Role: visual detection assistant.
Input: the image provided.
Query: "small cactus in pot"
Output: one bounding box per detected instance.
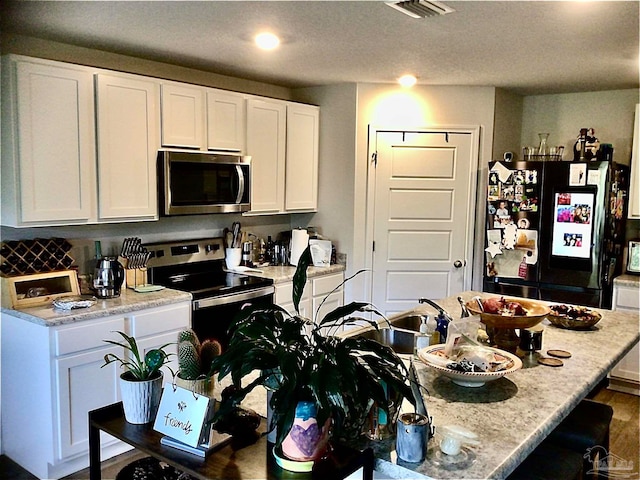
[176,328,221,397]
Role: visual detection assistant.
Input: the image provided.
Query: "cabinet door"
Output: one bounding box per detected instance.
[313,290,344,336]
[161,83,205,148]
[14,60,96,224]
[207,89,245,151]
[611,342,640,383]
[96,74,160,221]
[55,345,122,460]
[246,98,286,214]
[275,281,311,318]
[285,103,319,212]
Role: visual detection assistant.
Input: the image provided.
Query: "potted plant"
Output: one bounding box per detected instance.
[175,328,222,397]
[102,331,174,424]
[210,248,416,464]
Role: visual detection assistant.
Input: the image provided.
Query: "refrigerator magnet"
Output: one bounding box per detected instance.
[627,240,640,274]
[569,164,587,186]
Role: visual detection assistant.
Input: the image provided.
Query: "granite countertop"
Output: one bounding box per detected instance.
[225,263,345,283]
[613,273,640,288]
[361,292,640,480]
[0,288,192,327]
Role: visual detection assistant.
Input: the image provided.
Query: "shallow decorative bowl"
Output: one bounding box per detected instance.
[547,304,602,330]
[418,344,522,388]
[465,296,550,329]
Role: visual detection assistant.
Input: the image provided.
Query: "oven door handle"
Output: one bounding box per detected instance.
[192,286,275,310]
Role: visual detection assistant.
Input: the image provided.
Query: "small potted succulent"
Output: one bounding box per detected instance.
[102,331,174,424]
[175,328,222,397]
[210,247,416,465]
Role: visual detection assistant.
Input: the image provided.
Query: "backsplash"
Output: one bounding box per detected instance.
[0,213,315,275]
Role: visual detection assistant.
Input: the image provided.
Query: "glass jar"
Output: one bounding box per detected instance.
[537,133,549,156]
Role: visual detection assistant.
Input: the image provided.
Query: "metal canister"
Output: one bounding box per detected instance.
[396,413,430,463]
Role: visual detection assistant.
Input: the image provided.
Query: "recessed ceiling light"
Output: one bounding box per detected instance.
[255,32,280,50]
[398,74,417,87]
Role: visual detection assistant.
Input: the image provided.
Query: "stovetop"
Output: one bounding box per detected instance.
[145,238,273,300]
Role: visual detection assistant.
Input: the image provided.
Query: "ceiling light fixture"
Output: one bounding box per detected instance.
[386,0,455,19]
[398,74,417,88]
[255,32,280,50]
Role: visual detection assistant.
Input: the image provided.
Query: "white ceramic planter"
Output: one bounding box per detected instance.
[120,371,163,424]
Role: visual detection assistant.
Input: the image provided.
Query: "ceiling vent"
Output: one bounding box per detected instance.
[386,0,455,18]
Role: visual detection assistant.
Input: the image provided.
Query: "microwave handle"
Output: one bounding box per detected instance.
[235,165,245,204]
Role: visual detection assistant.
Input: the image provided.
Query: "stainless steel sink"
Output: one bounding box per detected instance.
[389,314,426,332]
[355,327,416,354]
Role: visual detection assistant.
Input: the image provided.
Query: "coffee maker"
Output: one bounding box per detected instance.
[93,257,125,298]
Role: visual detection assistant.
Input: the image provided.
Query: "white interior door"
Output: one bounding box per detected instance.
[371,130,478,316]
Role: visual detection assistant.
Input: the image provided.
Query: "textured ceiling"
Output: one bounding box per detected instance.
[2,1,639,95]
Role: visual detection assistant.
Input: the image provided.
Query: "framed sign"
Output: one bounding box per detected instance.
[153,383,215,447]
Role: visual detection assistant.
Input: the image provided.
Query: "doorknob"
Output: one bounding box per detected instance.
[453,260,465,268]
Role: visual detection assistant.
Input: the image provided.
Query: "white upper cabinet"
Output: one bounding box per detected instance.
[285,103,319,212]
[95,73,160,221]
[246,97,287,214]
[160,82,205,149]
[245,99,319,215]
[207,89,246,151]
[160,83,246,152]
[1,57,97,226]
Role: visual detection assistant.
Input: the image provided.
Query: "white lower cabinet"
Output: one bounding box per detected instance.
[0,301,190,479]
[312,273,345,336]
[274,271,344,335]
[610,279,640,395]
[275,280,311,319]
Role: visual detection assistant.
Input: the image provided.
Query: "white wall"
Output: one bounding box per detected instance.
[298,84,498,302]
[493,89,524,160]
[521,89,639,164]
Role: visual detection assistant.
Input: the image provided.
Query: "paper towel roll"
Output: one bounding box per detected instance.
[289,229,309,266]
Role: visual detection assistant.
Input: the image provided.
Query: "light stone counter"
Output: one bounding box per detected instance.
[225,263,345,283]
[0,288,192,327]
[613,273,640,289]
[355,292,640,480]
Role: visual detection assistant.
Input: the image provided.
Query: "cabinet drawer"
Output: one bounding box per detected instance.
[55,317,125,356]
[275,282,310,305]
[615,287,640,310]
[130,302,190,338]
[312,273,344,296]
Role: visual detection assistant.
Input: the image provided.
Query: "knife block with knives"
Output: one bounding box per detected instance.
[118,237,151,289]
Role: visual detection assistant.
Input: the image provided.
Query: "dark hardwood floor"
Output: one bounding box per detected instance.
[1,385,638,479]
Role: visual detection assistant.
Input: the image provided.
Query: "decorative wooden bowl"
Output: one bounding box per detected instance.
[465,296,550,329]
[547,304,602,330]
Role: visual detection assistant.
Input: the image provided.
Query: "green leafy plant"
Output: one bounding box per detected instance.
[102,331,174,381]
[210,247,416,447]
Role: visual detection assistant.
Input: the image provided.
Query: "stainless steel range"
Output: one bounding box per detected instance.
[145,237,274,347]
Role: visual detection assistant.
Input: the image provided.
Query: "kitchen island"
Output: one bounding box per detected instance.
[359,292,640,480]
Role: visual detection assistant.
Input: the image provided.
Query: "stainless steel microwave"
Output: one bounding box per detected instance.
[158,150,251,215]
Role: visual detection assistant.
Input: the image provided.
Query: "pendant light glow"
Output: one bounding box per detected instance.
[255,32,280,50]
[398,74,417,88]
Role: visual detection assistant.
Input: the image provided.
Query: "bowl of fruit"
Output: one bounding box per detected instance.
[547,304,602,330]
[465,296,551,329]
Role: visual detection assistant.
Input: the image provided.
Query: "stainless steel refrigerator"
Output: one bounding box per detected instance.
[483,160,629,308]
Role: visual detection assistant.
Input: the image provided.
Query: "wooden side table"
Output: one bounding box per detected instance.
[89,402,373,480]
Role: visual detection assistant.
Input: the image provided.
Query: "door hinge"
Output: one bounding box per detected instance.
[372,241,375,252]
[371,152,378,166]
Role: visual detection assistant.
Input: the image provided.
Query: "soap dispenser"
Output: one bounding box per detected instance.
[415,315,431,353]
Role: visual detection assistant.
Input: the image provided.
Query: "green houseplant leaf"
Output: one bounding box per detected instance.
[210,247,417,452]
